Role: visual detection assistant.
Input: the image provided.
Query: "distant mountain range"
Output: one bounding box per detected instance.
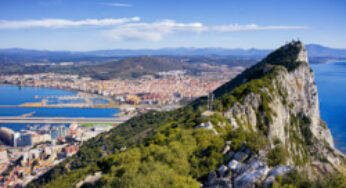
[0,55,258,79]
[87,44,346,58]
[79,56,188,80]
[1,44,346,64]
[86,47,271,57]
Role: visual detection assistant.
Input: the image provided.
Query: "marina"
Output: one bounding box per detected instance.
[0,86,123,131]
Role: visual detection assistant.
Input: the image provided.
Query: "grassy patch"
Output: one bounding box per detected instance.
[80,123,114,127]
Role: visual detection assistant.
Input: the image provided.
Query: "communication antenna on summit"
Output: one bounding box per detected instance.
[211,93,214,111]
[207,92,214,111]
[81,132,84,145]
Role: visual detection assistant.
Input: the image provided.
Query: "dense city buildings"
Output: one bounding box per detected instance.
[0,68,243,106]
[0,123,115,187]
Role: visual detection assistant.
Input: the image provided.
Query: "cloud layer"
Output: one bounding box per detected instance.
[0,17,140,29]
[0,17,307,41]
[105,20,204,41]
[105,20,308,41]
[208,24,308,32]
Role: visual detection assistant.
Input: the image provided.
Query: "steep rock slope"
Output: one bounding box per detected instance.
[215,41,342,168]
[204,41,345,187]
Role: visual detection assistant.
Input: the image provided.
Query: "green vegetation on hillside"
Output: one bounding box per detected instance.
[267,145,289,167]
[214,65,282,135]
[213,41,304,98]
[263,41,306,72]
[27,99,269,187]
[273,170,346,188]
[80,123,113,127]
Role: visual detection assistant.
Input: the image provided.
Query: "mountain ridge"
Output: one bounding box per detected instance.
[1,44,346,64]
[26,41,346,188]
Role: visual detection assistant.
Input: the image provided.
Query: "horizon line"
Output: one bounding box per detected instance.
[0,43,343,52]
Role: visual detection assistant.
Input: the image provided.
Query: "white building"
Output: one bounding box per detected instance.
[12,132,21,147]
[0,150,8,164]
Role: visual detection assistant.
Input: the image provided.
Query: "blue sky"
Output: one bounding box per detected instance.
[0,0,345,51]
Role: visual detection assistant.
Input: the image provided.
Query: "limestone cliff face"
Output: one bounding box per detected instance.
[218,41,343,167]
[205,41,345,188]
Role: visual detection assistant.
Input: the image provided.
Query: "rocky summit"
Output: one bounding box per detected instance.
[205,40,346,187]
[27,41,346,188]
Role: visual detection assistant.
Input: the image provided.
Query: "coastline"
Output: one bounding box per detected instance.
[0,84,183,111]
[0,84,121,109]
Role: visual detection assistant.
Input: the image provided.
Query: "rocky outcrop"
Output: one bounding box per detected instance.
[221,41,343,166]
[205,170,232,188]
[204,142,292,188]
[204,41,345,187]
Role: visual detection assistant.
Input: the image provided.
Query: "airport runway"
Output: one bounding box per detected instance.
[0,116,128,124]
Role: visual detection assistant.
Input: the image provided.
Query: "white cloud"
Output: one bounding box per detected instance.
[105,20,307,41]
[0,16,308,41]
[105,20,204,41]
[208,24,308,32]
[0,17,140,29]
[102,2,132,7]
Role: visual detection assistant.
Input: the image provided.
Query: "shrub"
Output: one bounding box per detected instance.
[246,132,268,154]
[267,145,289,167]
[274,170,346,188]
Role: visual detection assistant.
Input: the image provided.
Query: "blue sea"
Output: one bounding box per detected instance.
[0,85,76,105]
[311,62,346,153]
[0,85,120,131]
